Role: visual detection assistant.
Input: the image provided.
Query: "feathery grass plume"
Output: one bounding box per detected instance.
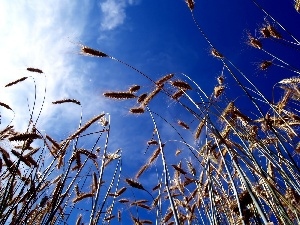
[5,77,28,87]
[27,67,43,73]
[185,0,195,10]
[137,93,147,103]
[211,49,224,58]
[171,80,192,90]
[52,99,81,105]
[155,73,174,86]
[177,120,190,129]
[194,118,205,140]
[172,90,184,100]
[259,60,272,70]
[8,133,42,141]
[141,85,163,106]
[267,25,282,39]
[73,193,94,203]
[128,85,141,93]
[249,36,262,49]
[103,91,136,99]
[129,107,145,114]
[214,85,225,98]
[125,178,145,190]
[68,113,105,140]
[81,45,108,57]
[278,77,300,85]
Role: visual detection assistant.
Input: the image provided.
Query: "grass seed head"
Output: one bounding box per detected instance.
[267,25,282,39]
[129,107,145,114]
[81,46,108,57]
[125,178,145,190]
[5,77,28,87]
[185,0,195,10]
[259,61,272,70]
[211,49,224,58]
[249,37,262,49]
[171,80,192,90]
[27,67,43,73]
[52,99,81,105]
[128,85,141,93]
[178,120,190,129]
[155,73,174,86]
[172,90,184,100]
[260,27,271,38]
[214,85,225,98]
[137,93,147,103]
[0,102,12,110]
[103,92,136,100]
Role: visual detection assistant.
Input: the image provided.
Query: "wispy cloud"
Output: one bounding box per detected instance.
[99,0,138,31]
[0,1,102,134]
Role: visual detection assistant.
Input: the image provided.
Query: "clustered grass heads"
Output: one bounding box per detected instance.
[78,1,300,224]
[0,68,127,225]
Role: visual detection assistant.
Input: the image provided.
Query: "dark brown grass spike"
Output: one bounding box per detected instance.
[27,68,43,73]
[5,77,28,87]
[52,99,81,105]
[0,102,12,110]
[125,178,145,190]
[103,92,136,100]
[81,46,108,57]
[155,73,174,86]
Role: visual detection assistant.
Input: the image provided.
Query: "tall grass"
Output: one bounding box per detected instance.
[1,1,300,225]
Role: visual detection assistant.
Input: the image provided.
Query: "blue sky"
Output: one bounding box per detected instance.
[0,0,300,224]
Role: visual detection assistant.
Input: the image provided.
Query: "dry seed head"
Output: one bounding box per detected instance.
[296,0,300,13]
[116,187,127,196]
[136,164,148,178]
[211,49,224,58]
[141,85,163,106]
[103,92,136,100]
[177,120,190,129]
[278,77,300,85]
[214,85,225,98]
[148,146,161,164]
[118,198,129,203]
[125,178,145,190]
[81,46,108,57]
[27,67,43,73]
[175,149,181,156]
[267,25,281,39]
[52,99,81,105]
[128,85,141,93]
[217,76,224,85]
[185,0,195,10]
[259,61,272,70]
[147,140,158,145]
[171,80,192,90]
[130,107,145,114]
[5,77,28,87]
[9,133,42,141]
[172,164,187,175]
[194,118,205,139]
[260,27,271,38]
[155,73,174,86]
[73,193,94,203]
[0,102,12,110]
[249,37,262,49]
[137,93,147,103]
[172,90,184,100]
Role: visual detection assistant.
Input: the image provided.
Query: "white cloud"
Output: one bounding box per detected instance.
[99,0,138,31]
[0,1,104,135]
